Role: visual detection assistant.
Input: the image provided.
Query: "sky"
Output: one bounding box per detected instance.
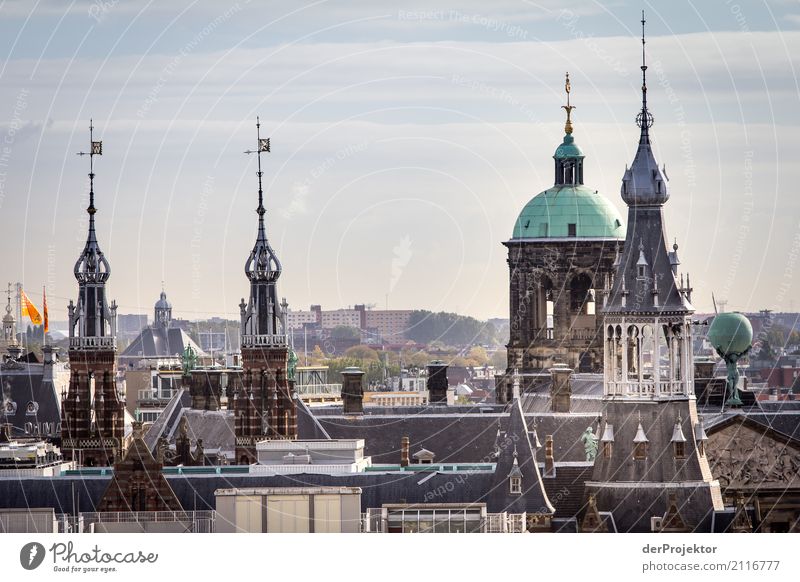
[1,0,799,323]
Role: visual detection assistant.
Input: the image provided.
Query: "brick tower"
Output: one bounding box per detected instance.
[234,118,296,464]
[60,121,125,467]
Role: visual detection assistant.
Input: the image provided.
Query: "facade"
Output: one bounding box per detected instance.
[234,121,297,464]
[60,124,126,467]
[215,487,363,533]
[583,23,723,532]
[500,75,625,401]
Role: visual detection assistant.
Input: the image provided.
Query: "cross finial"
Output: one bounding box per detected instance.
[562,72,575,135]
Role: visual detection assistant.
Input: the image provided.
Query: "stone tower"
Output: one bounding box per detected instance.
[234,119,296,464]
[499,74,625,401]
[2,283,17,351]
[154,288,172,328]
[583,15,722,532]
[60,121,125,467]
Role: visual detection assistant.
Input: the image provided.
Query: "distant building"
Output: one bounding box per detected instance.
[118,290,206,369]
[287,304,413,342]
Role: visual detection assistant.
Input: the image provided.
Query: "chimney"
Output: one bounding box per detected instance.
[427,360,449,404]
[549,364,573,412]
[400,436,410,467]
[341,366,365,414]
[41,345,59,384]
[544,435,555,477]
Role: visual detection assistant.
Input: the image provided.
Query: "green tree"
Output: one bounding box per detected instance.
[344,345,380,361]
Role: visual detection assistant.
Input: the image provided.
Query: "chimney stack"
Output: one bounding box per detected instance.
[427,360,449,404]
[341,366,365,414]
[549,364,573,413]
[400,436,410,467]
[544,435,555,477]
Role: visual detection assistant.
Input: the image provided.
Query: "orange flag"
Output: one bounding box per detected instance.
[43,287,49,333]
[20,289,42,325]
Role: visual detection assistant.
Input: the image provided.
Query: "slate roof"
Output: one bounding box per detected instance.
[313,406,509,465]
[120,327,205,362]
[485,399,553,514]
[0,365,60,437]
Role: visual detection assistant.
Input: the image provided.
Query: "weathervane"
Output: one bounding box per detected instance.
[244,117,271,216]
[562,72,575,135]
[76,119,103,216]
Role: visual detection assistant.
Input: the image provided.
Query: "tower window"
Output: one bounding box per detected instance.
[568,223,577,237]
[603,442,612,459]
[637,265,646,278]
[674,441,685,459]
[634,442,647,460]
[510,477,522,495]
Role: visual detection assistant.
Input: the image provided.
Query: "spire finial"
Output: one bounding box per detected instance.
[76,119,103,228]
[244,116,270,220]
[5,283,11,316]
[562,72,575,135]
[635,11,654,133]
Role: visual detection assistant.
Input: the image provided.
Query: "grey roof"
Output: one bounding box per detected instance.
[604,112,691,315]
[486,399,553,514]
[143,388,191,452]
[0,365,60,437]
[312,406,509,465]
[120,327,205,361]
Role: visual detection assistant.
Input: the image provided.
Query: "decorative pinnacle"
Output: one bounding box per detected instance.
[562,72,575,135]
[636,11,654,131]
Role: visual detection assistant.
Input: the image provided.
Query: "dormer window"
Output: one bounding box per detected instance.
[637,265,646,278]
[603,442,612,458]
[674,441,685,459]
[568,223,577,237]
[510,476,522,495]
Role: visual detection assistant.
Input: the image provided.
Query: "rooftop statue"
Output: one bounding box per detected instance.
[287,347,298,382]
[182,344,198,377]
[581,426,598,462]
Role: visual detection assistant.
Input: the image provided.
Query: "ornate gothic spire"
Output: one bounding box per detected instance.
[74,120,110,284]
[244,117,281,284]
[621,12,668,207]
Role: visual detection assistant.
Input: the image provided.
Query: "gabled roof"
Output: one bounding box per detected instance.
[120,326,205,361]
[486,400,554,515]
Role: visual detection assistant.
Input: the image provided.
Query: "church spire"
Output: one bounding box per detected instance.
[636,11,654,143]
[241,118,284,341]
[244,117,281,285]
[74,120,110,285]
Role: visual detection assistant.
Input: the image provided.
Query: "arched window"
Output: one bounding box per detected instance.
[627,325,640,380]
[569,274,593,313]
[641,326,654,380]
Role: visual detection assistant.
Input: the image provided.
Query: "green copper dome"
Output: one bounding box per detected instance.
[512,185,626,239]
[554,134,584,159]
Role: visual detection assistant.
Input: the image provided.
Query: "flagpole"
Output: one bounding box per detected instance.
[42,285,47,347]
